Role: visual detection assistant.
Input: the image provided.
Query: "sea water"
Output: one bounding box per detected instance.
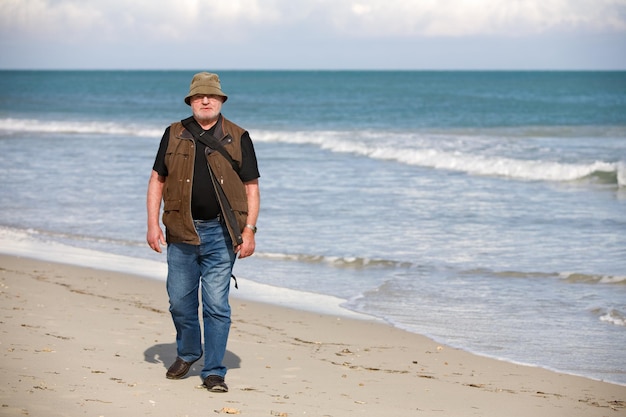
[0,70,625,385]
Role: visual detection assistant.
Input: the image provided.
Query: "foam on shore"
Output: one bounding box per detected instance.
[0,226,372,321]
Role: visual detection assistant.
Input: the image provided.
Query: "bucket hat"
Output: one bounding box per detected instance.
[184,72,228,105]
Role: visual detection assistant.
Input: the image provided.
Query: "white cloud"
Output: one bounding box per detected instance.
[0,0,624,69]
[329,0,626,37]
[1,0,624,43]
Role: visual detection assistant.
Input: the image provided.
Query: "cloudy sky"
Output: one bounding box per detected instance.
[1,0,625,70]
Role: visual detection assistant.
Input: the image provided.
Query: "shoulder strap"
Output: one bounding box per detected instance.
[180,117,240,174]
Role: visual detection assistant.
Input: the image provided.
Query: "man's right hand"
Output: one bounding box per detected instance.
[147,226,166,253]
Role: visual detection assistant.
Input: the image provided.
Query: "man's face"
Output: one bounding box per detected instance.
[190,94,224,126]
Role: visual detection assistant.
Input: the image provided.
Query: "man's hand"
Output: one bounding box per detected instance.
[146,170,166,253]
[147,225,166,253]
[235,228,256,259]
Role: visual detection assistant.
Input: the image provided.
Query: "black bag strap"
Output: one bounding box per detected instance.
[181,117,240,174]
[207,161,244,246]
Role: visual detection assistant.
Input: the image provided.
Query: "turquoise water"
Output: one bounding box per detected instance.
[1,70,625,384]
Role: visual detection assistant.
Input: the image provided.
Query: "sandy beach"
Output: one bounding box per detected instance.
[0,254,624,417]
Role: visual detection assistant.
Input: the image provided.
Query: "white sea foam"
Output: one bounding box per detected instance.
[2,117,622,186]
[0,117,162,138]
[0,226,372,321]
[0,226,167,279]
[559,271,626,285]
[599,310,626,327]
[253,129,623,185]
[618,161,626,187]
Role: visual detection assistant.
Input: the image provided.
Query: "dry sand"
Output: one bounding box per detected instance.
[0,254,624,417]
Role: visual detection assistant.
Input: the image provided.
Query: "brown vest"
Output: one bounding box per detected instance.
[162,116,248,246]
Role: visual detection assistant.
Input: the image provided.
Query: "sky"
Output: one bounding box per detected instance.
[0,0,625,70]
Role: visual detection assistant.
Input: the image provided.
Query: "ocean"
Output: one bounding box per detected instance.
[1,70,625,385]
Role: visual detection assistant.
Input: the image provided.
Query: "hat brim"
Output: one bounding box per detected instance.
[184,87,228,105]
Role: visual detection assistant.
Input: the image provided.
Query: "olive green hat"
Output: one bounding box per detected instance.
[184,72,228,105]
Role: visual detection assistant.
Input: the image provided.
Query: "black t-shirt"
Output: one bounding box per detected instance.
[152,121,260,220]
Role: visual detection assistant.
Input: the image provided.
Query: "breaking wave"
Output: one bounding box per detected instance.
[255,251,413,269]
[2,118,623,186]
[253,129,625,187]
[255,251,626,285]
[0,117,162,138]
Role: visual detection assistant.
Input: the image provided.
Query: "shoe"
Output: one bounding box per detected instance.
[203,375,228,393]
[166,357,197,379]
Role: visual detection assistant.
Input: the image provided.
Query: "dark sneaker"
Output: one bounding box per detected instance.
[166,357,197,379]
[204,375,228,393]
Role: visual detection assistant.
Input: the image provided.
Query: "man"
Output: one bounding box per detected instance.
[146,72,260,393]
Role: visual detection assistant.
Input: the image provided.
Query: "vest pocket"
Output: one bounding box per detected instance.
[162,199,182,230]
[229,197,248,232]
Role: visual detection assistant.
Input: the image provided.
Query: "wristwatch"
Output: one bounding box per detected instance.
[245,224,257,234]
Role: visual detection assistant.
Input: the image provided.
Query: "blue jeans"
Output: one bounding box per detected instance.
[166,219,236,379]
